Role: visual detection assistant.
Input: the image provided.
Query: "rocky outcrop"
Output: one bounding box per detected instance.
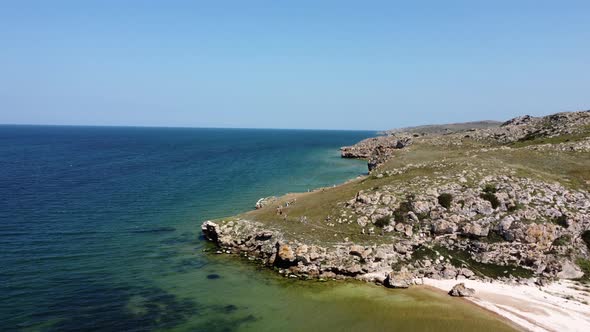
[556,260,584,279]
[469,110,590,143]
[201,110,590,291]
[449,283,475,297]
[202,172,590,288]
[201,218,411,282]
[384,268,413,288]
[203,167,590,285]
[255,196,278,209]
[341,135,412,171]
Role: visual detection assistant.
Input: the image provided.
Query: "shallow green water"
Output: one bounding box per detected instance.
[156,250,517,332]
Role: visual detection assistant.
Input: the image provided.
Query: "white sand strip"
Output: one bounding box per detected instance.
[418,278,590,332]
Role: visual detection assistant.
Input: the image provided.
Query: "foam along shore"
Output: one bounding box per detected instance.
[419,278,590,332]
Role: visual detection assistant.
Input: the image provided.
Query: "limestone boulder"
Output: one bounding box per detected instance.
[449,283,475,297]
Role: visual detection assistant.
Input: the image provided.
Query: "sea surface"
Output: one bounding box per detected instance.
[0,125,517,331]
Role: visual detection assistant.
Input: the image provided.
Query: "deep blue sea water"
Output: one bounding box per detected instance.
[0,126,517,332]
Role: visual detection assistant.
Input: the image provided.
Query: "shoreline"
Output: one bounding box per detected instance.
[419,284,528,332]
[203,112,590,332]
[418,278,590,332]
[203,155,590,332]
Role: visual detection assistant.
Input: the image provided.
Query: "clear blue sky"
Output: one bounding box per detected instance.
[1,0,589,130]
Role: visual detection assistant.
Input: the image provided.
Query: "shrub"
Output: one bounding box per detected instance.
[576,258,590,282]
[552,234,571,246]
[480,192,500,209]
[393,195,414,223]
[482,230,505,243]
[437,193,453,209]
[483,184,497,194]
[582,231,590,251]
[553,215,568,228]
[374,216,391,228]
[412,223,421,233]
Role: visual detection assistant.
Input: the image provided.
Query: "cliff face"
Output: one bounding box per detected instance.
[340,135,412,171]
[202,110,590,287]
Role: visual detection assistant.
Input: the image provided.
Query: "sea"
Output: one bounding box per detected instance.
[0,125,517,331]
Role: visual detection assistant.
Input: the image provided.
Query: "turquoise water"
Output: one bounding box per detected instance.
[0,126,516,331]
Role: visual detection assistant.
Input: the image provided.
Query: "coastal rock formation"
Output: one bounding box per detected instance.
[201,109,590,290]
[449,283,475,297]
[341,135,413,171]
[384,268,413,288]
[556,260,585,279]
[468,110,590,143]
[202,170,590,284]
[255,196,278,209]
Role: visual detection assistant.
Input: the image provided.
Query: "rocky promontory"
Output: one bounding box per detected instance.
[201,110,590,291]
[340,135,413,171]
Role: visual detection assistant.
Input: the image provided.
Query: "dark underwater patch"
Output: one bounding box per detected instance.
[207,273,221,279]
[42,280,199,332]
[222,304,238,313]
[160,231,197,245]
[129,226,176,234]
[189,313,258,332]
[173,258,209,273]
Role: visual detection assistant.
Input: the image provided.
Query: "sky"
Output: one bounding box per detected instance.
[0,1,589,130]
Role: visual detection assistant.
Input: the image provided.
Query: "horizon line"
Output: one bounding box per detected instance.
[0,122,380,132]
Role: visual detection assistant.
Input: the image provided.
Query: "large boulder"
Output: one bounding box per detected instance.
[201,221,219,242]
[441,264,458,279]
[357,216,370,227]
[449,283,475,297]
[275,243,296,267]
[384,268,413,288]
[349,245,372,260]
[461,220,490,237]
[556,260,584,279]
[432,219,458,235]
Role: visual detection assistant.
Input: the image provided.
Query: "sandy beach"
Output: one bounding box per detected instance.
[419,278,590,332]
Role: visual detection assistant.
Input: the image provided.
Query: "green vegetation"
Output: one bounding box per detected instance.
[411,245,533,278]
[483,184,497,194]
[553,215,568,228]
[393,195,415,223]
[374,216,391,228]
[437,193,453,209]
[479,184,500,209]
[552,234,572,246]
[576,258,590,282]
[480,192,500,209]
[480,230,505,243]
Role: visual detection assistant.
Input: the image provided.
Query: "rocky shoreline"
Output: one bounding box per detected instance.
[201,110,590,331]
